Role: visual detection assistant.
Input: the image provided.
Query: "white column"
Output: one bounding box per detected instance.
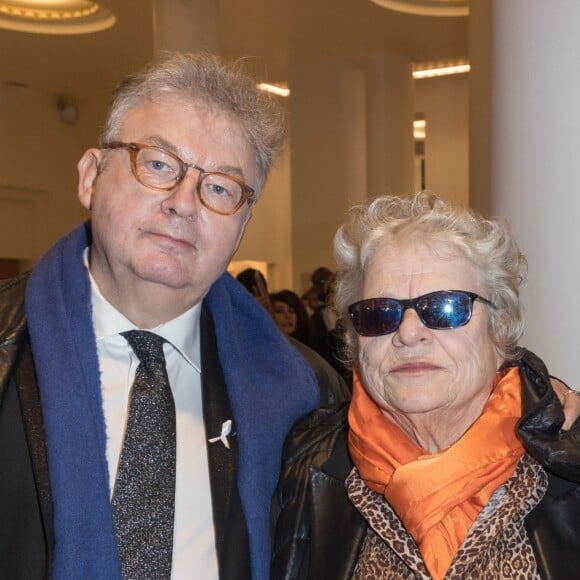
[487,1,580,383]
[152,0,218,53]
[468,0,492,215]
[366,53,414,197]
[289,59,367,290]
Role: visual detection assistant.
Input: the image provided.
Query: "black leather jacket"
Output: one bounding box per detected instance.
[271,350,580,579]
[0,273,350,579]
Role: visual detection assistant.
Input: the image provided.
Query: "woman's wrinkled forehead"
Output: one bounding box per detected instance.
[367,227,474,267]
[364,235,483,288]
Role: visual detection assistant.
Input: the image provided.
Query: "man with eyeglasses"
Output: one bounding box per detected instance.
[0,52,347,580]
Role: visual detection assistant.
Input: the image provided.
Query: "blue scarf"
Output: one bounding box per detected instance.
[24,222,319,579]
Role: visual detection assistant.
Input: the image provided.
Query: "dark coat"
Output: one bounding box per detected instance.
[0,273,349,579]
[271,350,580,579]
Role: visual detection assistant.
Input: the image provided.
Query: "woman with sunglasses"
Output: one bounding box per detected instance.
[271,191,580,579]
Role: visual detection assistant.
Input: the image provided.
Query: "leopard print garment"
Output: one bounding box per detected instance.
[346,454,548,579]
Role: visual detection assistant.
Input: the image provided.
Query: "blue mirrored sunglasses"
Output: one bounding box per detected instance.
[348,290,496,337]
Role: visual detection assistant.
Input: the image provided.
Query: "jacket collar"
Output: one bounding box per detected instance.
[517,348,580,482]
[0,274,28,401]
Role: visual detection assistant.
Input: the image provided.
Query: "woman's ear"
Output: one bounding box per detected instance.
[77,149,102,210]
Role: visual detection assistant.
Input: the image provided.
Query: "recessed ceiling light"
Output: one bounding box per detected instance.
[256,82,290,97]
[369,0,468,17]
[413,63,470,79]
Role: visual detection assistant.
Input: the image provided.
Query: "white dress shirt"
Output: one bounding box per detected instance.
[88,264,219,579]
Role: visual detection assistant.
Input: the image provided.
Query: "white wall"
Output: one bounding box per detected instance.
[489,0,580,385]
[0,83,107,264]
[233,143,293,291]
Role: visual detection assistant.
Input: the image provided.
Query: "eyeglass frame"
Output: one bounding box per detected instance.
[348,290,496,337]
[101,141,255,216]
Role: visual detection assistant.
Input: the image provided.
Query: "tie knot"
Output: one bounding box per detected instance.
[122,330,166,366]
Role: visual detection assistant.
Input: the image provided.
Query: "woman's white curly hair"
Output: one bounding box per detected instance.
[333,191,527,364]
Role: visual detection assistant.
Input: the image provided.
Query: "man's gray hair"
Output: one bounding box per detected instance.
[99,52,286,196]
[333,191,527,364]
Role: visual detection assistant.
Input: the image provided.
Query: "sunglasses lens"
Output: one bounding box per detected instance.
[349,291,479,336]
[350,298,401,336]
[418,291,472,329]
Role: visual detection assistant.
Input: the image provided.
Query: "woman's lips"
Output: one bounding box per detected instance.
[390,362,440,373]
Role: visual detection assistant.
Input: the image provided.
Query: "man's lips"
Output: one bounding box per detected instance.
[149,231,195,248]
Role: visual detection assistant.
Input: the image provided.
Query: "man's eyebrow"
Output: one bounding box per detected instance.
[216,165,245,179]
[136,135,247,180]
[142,135,176,152]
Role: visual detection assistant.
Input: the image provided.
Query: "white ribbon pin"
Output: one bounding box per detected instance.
[208,419,232,449]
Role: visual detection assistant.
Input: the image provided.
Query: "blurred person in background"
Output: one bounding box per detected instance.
[270,290,314,347]
[236,267,272,313]
[309,267,337,345]
[308,272,352,384]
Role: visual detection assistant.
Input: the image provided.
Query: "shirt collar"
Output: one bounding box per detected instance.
[86,249,202,372]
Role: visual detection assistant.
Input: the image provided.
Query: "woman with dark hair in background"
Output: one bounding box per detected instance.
[270,290,314,347]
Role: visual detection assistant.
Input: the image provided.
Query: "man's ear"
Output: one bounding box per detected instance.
[77,149,102,210]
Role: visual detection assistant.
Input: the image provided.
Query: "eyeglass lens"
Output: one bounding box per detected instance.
[134,147,244,214]
[349,290,478,337]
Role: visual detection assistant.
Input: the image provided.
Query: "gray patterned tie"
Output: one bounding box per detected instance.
[112,330,176,579]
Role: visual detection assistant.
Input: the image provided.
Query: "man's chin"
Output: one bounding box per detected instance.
[135,262,197,292]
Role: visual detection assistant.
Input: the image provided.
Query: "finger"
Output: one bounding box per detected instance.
[549,377,580,431]
[562,389,580,431]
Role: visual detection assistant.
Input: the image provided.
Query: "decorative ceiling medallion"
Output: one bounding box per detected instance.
[0,1,115,34]
[369,0,469,17]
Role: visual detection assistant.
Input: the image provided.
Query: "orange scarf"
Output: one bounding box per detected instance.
[348,366,524,580]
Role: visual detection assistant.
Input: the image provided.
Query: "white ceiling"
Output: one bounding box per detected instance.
[0,1,154,98]
[218,0,469,81]
[0,0,468,101]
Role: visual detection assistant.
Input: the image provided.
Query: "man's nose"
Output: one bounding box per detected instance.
[160,171,201,218]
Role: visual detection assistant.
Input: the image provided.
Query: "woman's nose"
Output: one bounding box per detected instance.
[393,308,430,345]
